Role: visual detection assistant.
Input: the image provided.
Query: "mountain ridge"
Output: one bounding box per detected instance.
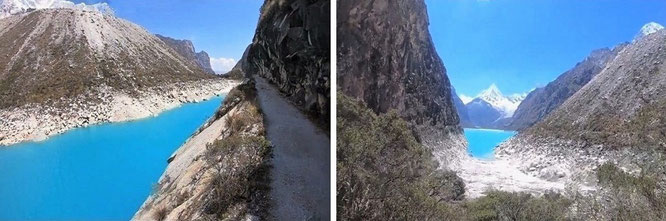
[0,8,235,145]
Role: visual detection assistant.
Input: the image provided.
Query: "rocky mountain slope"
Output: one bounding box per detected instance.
[338,0,466,165]
[508,46,625,130]
[156,34,215,74]
[463,84,525,129]
[237,0,330,127]
[133,81,270,220]
[452,88,472,128]
[497,23,666,185]
[0,8,235,145]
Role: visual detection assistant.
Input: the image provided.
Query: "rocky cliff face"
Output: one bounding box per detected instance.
[156,34,215,74]
[508,46,625,131]
[239,0,330,127]
[337,0,466,165]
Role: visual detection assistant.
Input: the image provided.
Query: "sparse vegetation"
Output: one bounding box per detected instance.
[464,191,571,221]
[590,159,666,220]
[337,92,666,221]
[337,93,465,220]
[200,80,272,220]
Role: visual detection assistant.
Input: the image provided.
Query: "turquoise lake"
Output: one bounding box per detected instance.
[464,128,516,159]
[0,96,224,220]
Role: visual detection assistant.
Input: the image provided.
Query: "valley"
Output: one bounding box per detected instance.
[337,0,666,219]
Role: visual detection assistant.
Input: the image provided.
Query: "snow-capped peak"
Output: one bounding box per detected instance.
[634,22,664,42]
[0,0,113,19]
[472,84,526,118]
[478,83,503,102]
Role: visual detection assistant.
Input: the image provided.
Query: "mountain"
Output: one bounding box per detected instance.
[0,8,232,145]
[338,0,466,165]
[236,0,330,128]
[156,34,216,74]
[463,84,525,129]
[633,22,664,42]
[496,22,666,185]
[526,23,666,149]
[452,88,473,128]
[0,0,112,18]
[508,46,625,130]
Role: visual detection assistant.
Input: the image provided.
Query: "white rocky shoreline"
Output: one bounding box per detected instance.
[0,79,240,146]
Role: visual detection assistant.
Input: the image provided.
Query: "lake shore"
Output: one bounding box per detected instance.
[0,79,239,146]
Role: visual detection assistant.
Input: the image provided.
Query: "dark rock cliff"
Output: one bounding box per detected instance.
[238,0,330,127]
[337,0,466,163]
[156,34,216,74]
[508,46,625,130]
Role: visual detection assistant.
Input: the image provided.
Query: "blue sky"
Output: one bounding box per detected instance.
[425,0,666,99]
[73,0,263,73]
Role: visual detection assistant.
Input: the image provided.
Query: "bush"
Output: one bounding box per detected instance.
[337,93,465,220]
[594,161,666,220]
[203,132,270,219]
[464,191,570,221]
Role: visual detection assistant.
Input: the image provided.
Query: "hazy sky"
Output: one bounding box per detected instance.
[425,0,666,98]
[73,0,263,73]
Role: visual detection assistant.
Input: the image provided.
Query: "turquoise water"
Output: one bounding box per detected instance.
[464,128,516,159]
[0,96,224,220]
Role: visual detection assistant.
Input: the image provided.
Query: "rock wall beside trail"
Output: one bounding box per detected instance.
[337,0,466,165]
[239,0,330,127]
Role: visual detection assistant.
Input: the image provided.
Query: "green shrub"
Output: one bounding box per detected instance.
[337,93,465,220]
[464,191,570,221]
[594,160,666,220]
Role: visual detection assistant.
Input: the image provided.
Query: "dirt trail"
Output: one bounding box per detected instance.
[254,76,330,220]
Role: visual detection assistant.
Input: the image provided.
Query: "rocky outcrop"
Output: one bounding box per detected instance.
[0,8,230,145]
[133,80,271,220]
[156,34,216,74]
[337,0,466,165]
[508,45,625,131]
[239,0,330,127]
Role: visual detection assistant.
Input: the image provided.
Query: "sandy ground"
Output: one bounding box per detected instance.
[254,76,330,220]
[455,155,566,198]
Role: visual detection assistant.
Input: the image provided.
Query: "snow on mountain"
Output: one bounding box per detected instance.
[0,0,113,19]
[633,22,664,42]
[474,84,525,118]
